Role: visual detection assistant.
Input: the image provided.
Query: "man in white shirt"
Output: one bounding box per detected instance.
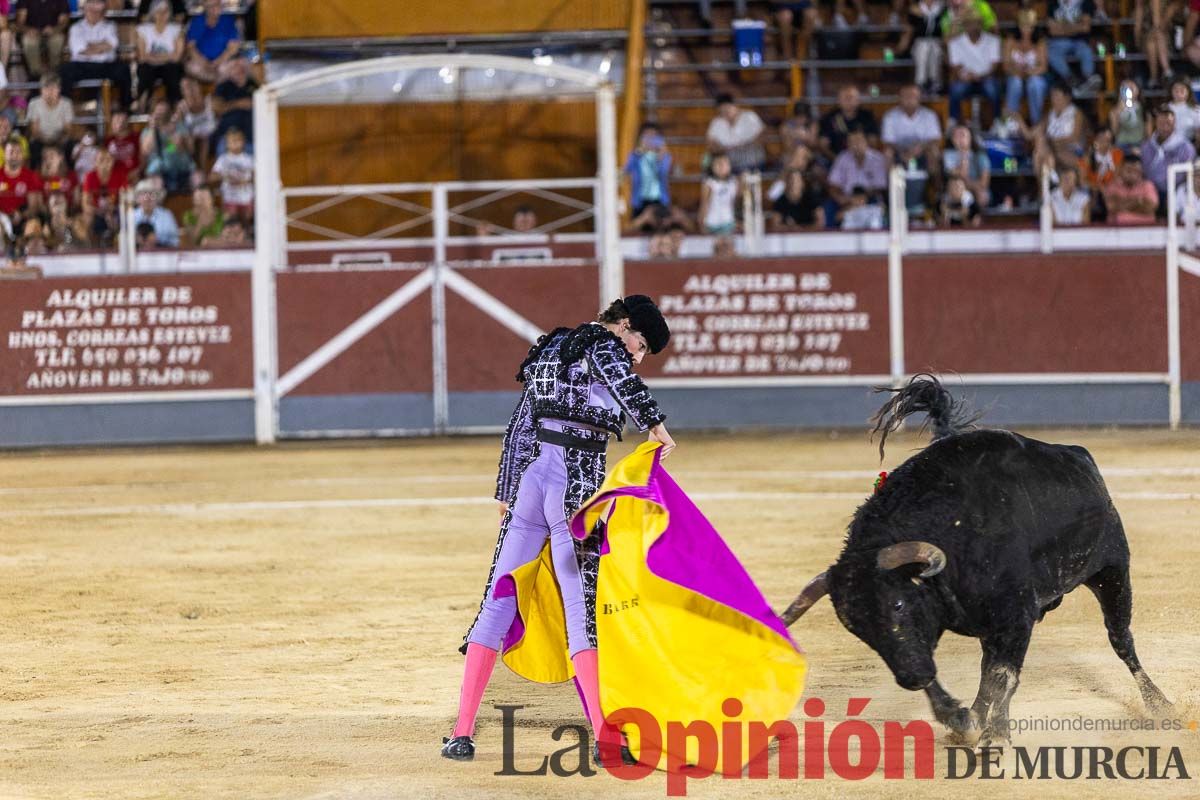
[706,93,765,174]
[26,74,74,161]
[882,84,944,213]
[60,0,131,106]
[947,11,1001,125]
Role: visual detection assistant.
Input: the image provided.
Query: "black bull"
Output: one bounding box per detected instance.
[782,376,1171,745]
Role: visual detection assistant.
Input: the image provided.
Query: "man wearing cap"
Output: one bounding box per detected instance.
[443,296,674,765]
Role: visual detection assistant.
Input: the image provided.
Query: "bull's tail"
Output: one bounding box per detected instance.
[870,374,981,459]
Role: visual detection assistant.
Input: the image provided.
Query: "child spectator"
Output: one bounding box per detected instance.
[840,186,885,230]
[26,74,74,167]
[624,122,673,218]
[106,112,142,176]
[141,98,195,193]
[135,221,157,250]
[38,145,77,208]
[1102,155,1158,224]
[1003,8,1049,124]
[943,123,992,206]
[1109,80,1148,152]
[212,57,257,153]
[706,94,765,174]
[61,0,131,107]
[0,140,44,222]
[81,148,129,245]
[174,76,218,167]
[182,185,224,246]
[185,0,241,83]
[211,128,253,221]
[511,205,536,233]
[938,175,982,226]
[18,0,70,80]
[770,169,825,229]
[1167,79,1200,146]
[700,152,739,257]
[72,129,101,176]
[899,0,949,95]
[1079,128,1124,194]
[132,179,179,247]
[136,0,185,108]
[1050,164,1091,223]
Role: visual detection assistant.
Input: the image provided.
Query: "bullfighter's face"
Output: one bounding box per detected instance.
[828,554,940,691]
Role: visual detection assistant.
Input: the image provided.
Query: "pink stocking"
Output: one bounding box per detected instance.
[452,643,498,737]
[571,648,619,747]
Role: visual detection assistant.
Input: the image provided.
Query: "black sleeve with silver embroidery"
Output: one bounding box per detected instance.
[586,334,667,432]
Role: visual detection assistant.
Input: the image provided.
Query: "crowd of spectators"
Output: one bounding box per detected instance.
[628,0,1200,252]
[0,0,257,262]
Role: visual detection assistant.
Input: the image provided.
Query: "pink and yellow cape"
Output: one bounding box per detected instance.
[494,442,807,772]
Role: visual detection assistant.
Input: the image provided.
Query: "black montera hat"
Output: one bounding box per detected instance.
[624,294,670,355]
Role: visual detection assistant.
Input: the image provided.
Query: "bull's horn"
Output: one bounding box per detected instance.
[876,541,947,578]
[780,571,829,626]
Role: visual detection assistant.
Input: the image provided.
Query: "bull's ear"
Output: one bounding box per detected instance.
[780,571,829,626]
[877,541,946,578]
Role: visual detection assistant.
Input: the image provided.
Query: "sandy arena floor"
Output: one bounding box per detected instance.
[0,427,1197,800]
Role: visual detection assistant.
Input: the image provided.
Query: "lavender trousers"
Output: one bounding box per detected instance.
[465,439,593,657]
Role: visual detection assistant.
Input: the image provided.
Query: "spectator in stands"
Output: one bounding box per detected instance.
[700,152,738,257]
[186,0,241,84]
[943,123,991,205]
[648,221,685,259]
[1050,164,1091,224]
[81,148,128,245]
[61,0,132,108]
[1034,83,1089,174]
[511,205,537,233]
[174,75,217,167]
[72,128,101,176]
[773,0,819,61]
[769,143,827,200]
[1109,79,1149,152]
[0,119,30,171]
[131,178,178,247]
[136,0,185,109]
[1102,154,1158,223]
[770,168,825,229]
[1080,128,1124,195]
[780,101,818,156]
[45,191,82,250]
[941,0,997,39]
[624,122,673,218]
[1003,8,1048,125]
[17,0,70,80]
[0,139,43,225]
[211,126,253,221]
[1137,0,1175,90]
[840,186,885,230]
[1046,0,1101,95]
[706,94,765,174]
[137,0,186,23]
[26,74,74,168]
[828,127,889,212]
[212,56,257,153]
[1141,105,1196,212]
[938,174,982,226]
[182,185,223,246]
[212,216,248,246]
[882,84,943,169]
[947,10,1001,125]
[21,217,49,255]
[38,145,77,207]
[818,85,878,161]
[1168,79,1200,147]
[141,98,194,193]
[105,111,141,176]
[898,0,949,95]
[135,220,157,249]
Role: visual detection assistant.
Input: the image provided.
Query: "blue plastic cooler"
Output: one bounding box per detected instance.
[733,20,766,67]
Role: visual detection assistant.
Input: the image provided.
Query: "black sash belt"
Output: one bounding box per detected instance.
[536,427,607,453]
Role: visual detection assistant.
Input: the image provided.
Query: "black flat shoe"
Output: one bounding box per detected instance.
[441,735,475,761]
[592,739,638,767]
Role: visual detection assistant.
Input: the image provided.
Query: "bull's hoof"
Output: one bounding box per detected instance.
[976,733,1010,752]
[944,708,982,746]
